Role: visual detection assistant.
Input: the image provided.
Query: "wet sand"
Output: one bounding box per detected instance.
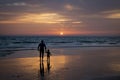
[0,47,120,80]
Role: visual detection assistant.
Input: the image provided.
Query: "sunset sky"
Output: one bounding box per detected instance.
[0,0,120,36]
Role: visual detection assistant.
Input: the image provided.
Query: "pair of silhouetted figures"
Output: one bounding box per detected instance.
[38,40,51,80]
[38,40,51,61]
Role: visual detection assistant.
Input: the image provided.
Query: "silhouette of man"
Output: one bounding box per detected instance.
[38,40,46,60]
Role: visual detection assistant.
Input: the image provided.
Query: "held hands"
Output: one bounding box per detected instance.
[45,49,48,53]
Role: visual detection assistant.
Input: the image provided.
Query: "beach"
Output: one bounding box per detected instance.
[0,47,120,80]
[0,0,120,79]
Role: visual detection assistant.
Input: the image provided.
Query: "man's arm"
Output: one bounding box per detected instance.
[37,44,40,51]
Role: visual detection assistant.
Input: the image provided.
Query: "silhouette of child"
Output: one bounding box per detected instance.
[46,49,51,61]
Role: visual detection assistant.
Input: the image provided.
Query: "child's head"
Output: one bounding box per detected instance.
[47,49,50,52]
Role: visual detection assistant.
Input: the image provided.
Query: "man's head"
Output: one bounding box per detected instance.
[41,40,44,43]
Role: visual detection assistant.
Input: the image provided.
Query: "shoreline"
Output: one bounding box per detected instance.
[0,46,120,59]
[0,47,119,58]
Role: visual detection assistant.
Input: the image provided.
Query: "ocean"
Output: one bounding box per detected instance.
[0,36,120,57]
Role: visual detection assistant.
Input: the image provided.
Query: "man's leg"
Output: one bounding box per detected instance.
[40,51,42,58]
[42,52,44,59]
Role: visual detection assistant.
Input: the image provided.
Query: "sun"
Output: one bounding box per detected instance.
[60,32,64,36]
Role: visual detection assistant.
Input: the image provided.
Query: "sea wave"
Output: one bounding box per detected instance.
[0,36,120,52]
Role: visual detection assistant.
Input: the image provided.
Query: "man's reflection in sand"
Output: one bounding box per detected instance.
[40,61,44,77]
[38,58,51,80]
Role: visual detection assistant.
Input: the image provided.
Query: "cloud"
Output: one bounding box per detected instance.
[0,0,119,35]
[0,12,83,24]
[0,13,72,24]
[72,21,82,24]
[64,4,81,11]
[102,10,120,14]
[77,9,120,19]
[64,4,74,11]
[102,9,120,19]
[4,2,41,8]
[6,2,27,6]
[105,13,120,19]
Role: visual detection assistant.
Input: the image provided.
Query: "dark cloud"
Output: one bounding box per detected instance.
[0,0,120,14]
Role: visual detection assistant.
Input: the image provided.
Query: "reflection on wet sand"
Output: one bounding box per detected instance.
[37,55,67,80]
[0,47,120,80]
[0,55,67,80]
[47,59,51,74]
[40,61,44,77]
[38,58,52,80]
